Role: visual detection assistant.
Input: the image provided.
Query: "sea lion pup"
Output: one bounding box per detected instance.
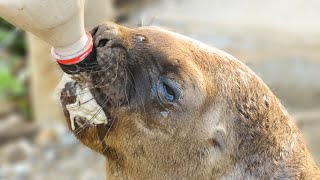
[59,22,320,179]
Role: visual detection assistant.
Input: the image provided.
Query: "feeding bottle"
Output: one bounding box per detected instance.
[0,0,94,74]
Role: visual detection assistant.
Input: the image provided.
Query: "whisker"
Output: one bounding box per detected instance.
[100,102,121,154]
[127,69,147,117]
[64,97,96,110]
[73,96,110,135]
[123,66,130,105]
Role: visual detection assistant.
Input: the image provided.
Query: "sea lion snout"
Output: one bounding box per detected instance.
[58,23,135,147]
[84,23,132,106]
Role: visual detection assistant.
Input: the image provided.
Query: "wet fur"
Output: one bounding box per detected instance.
[60,22,320,179]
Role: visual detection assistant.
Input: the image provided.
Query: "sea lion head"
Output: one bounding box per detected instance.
[59,22,319,179]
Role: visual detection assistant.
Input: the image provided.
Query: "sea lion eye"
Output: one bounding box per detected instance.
[158,77,181,103]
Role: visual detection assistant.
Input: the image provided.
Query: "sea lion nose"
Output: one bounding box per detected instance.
[58,22,120,75]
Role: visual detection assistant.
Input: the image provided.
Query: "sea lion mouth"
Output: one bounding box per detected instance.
[60,25,132,134]
[60,81,113,130]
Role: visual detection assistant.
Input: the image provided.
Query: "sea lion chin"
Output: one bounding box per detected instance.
[58,22,320,179]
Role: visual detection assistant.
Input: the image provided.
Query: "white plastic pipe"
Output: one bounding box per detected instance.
[0,0,88,58]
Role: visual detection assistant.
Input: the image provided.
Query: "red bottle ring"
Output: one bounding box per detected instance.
[51,32,93,65]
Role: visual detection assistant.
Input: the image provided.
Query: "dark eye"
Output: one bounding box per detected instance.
[158,77,181,103]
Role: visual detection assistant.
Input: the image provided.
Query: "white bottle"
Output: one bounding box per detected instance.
[0,0,88,60]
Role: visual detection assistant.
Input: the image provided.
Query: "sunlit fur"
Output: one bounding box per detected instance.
[59,22,320,180]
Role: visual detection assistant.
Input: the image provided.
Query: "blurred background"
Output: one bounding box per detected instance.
[0,0,319,179]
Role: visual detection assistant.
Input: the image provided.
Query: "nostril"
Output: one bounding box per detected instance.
[97,39,109,47]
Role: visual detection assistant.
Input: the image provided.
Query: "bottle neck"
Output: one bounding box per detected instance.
[51,31,93,65]
[54,32,89,59]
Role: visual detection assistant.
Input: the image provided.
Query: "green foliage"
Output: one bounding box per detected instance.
[0,18,26,56]
[0,62,24,99]
[8,31,26,56]
[0,59,31,118]
[0,17,14,30]
[0,28,9,40]
[0,18,30,119]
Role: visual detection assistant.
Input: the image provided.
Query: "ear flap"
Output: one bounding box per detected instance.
[211,127,227,151]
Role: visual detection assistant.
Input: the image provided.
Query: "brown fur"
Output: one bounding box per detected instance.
[60,22,320,179]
